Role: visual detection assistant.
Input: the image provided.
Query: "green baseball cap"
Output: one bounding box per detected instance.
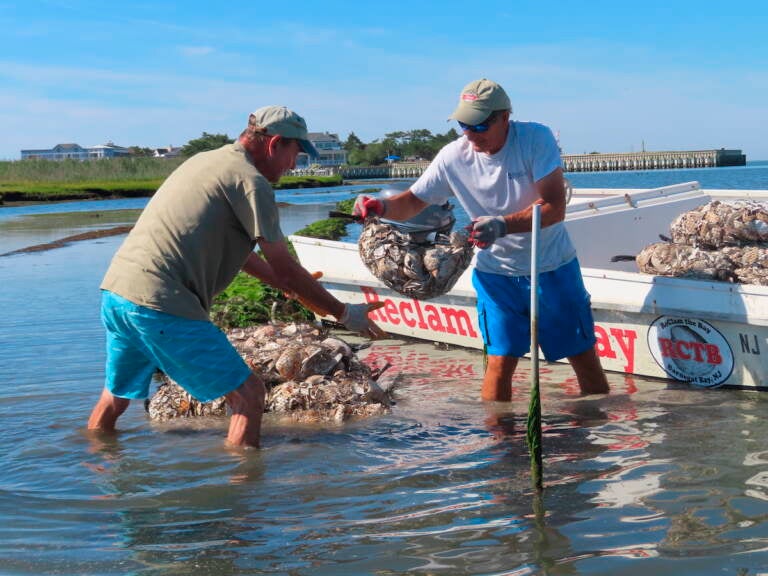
[448,79,512,125]
[249,105,318,157]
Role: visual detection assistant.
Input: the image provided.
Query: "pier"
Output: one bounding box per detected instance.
[324,148,747,180]
[561,148,746,172]
[339,161,428,179]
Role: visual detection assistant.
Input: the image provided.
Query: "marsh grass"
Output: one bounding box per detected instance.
[0,158,182,182]
[0,157,343,202]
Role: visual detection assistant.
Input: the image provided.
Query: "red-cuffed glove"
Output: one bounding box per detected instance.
[352,195,386,219]
[466,216,507,249]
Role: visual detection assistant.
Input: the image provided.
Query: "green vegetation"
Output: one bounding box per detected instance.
[210,268,315,329]
[290,194,367,239]
[0,179,162,202]
[292,218,348,240]
[0,157,182,182]
[181,132,234,157]
[336,197,357,213]
[0,159,341,203]
[275,175,342,189]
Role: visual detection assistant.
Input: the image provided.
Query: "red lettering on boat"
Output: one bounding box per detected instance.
[609,327,637,373]
[595,325,637,373]
[658,337,722,365]
[706,344,723,365]
[358,287,477,338]
[399,302,416,327]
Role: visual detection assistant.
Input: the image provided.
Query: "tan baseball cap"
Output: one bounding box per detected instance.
[249,105,318,157]
[449,79,512,125]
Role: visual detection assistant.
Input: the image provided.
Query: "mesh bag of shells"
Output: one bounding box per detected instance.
[146,322,394,425]
[669,200,768,249]
[358,216,474,300]
[636,200,768,285]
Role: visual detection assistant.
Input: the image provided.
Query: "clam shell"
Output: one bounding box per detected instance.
[274,347,303,380]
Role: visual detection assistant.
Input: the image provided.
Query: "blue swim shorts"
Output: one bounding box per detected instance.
[472,258,597,361]
[100,290,252,402]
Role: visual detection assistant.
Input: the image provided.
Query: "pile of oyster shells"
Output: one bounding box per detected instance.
[146,322,393,424]
[358,218,474,300]
[636,200,768,284]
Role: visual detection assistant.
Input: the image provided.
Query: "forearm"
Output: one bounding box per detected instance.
[242,252,287,290]
[256,241,346,318]
[502,200,564,233]
[277,262,346,318]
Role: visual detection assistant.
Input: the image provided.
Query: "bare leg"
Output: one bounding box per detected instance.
[482,355,519,402]
[567,347,609,394]
[225,373,266,448]
[88,388,131,431]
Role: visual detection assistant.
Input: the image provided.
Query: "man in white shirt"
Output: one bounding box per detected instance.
[355,79,608,401]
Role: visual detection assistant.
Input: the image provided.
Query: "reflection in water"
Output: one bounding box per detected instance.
[3,201,768,573]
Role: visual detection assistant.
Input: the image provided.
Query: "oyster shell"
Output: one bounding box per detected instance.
[146,322,395,424]
[358,219,473,300]
[146,376,228,421]
[636,242,737,282]
[670,200,768,248]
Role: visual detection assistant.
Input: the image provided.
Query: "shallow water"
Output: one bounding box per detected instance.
[0,198,339,256]
[3,196,768,574]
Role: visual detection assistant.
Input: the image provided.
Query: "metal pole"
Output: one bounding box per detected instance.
[527,204,543,492]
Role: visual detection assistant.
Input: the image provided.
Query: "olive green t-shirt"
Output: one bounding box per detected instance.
[101,142,283,321]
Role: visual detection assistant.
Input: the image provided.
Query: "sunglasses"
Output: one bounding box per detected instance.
[457,111,500,133]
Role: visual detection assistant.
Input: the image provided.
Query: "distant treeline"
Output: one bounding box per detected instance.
[171,129,462,166]
[0,126,461,203]
[342,129,460,165]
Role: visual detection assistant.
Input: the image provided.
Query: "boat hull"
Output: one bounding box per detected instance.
[290,183,768,390]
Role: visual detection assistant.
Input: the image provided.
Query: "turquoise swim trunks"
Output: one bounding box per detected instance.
[100,290,251,402]
[472,258,597,360]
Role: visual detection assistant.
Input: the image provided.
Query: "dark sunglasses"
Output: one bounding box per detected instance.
[458,111,500,133]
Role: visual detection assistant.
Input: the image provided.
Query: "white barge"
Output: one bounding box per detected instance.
[290,182,768,390]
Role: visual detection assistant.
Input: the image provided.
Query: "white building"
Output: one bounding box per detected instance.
[295,132,347,169]
[152,146,182,158]
[20,142,132,160]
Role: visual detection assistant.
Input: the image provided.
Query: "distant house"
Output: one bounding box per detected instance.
[21,142,132,161]
[152,146,182,158]
[295,132,348,169]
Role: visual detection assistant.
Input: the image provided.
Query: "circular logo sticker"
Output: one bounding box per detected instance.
[647,316,734,388]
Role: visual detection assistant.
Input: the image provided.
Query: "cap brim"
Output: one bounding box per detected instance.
[298,139,318,158]
[449,104,493,125]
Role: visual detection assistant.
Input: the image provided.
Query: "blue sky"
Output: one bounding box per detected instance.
[2,0,767,160]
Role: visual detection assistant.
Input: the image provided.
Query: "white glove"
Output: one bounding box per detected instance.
[468,216,507,249]
[338,303,373,333]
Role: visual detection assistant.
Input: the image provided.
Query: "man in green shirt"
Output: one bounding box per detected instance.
[88,105,384,448]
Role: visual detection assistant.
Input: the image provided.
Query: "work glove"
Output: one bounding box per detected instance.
[352,195,386,219]
[338,302,387,339]
[467,216,507,249]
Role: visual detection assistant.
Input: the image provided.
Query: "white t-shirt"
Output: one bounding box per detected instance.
[411,121,576,275]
